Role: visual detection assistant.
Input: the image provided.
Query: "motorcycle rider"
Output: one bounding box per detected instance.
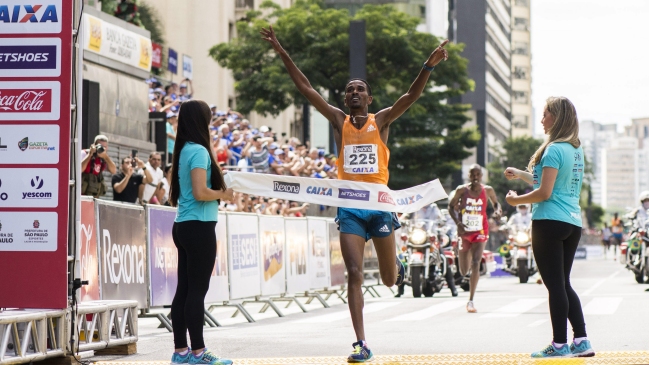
[634,191,649,224]
[508,204,532,228]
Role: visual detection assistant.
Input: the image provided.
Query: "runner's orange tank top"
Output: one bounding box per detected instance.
[337,114,390,185]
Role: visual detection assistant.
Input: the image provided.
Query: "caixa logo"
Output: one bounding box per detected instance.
[0,4,58,23]
[396,194,424,206]
[306,186,332,196]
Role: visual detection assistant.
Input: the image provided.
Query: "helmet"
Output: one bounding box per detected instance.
[639,191,649,203]
[516,204,531,214]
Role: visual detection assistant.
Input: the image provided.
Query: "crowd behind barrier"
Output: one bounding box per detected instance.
[79,197,347,315]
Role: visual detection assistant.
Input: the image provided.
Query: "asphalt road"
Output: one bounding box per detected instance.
[90,252,649,362]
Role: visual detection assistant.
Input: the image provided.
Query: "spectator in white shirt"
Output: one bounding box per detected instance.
[141,152,164,204]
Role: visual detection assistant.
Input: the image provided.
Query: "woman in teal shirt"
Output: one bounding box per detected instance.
[504,97,593,359]
[168,100,233,365]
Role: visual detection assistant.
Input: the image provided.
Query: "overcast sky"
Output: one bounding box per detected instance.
[531,0,649,134]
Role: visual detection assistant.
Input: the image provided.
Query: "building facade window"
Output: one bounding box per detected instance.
[513,91,529,104]
[487,92,511,119]
[486,33,510,63]
[513,66,529,79]
[486,5,511,39]
[513,41,529,56]
[514,17,529,31]
[512,115,529,129]
[514,0,529,7]
[487,63,511,90]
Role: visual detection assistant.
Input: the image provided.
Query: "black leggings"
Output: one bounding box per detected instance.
[171,220,217,349]
[532,219,587,343]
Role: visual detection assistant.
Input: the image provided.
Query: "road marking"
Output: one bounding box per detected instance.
[581,270,620,296]
[481,298,546,318]
[583,297,623,315]
[386,301,467,321]
[294,301,401,323]
[527,319,547,327]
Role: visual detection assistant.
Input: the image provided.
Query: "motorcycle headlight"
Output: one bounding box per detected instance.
[515,231,530,245]
[410,228,428,245]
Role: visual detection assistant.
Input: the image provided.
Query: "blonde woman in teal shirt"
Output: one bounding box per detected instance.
[504,97,593,359]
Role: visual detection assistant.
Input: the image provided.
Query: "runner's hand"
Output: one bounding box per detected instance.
[260,26,284,53]
[457,224,467,236]
[426,39,449,67]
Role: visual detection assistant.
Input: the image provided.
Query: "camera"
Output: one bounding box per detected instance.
[95,144,105,154]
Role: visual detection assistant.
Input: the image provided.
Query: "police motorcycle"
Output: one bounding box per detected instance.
[397,214,455,297]
[499,220,537,283]
[622,205,649,284]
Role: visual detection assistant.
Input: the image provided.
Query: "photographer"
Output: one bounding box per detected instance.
[81,135,117,197]
[112,156,153,204]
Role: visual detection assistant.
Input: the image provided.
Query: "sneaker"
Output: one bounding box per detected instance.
[531,343,572,358]
[466,301,477,313]
[348,341,373,363]
[395,257,405,287]
[570,340,595,357]
[171,349,192,365]
[188,349,233,365]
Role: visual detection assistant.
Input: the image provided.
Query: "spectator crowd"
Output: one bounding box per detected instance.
[79,78,339,217]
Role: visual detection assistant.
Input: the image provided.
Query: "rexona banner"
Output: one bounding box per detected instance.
[285,218,310,293]
[80,198,100,301]
[258,215,286,296]
[147,205,177,307]
[97,201,148,308]
[0,0,72,309]
[225,171,448,213]
[83,14,152,72]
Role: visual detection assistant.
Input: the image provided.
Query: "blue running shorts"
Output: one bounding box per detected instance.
[335,207,401,242]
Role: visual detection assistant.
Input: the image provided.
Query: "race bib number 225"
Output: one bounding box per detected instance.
[344,144,378,174]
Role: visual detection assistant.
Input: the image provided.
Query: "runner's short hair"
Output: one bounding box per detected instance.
[346,78,372,96]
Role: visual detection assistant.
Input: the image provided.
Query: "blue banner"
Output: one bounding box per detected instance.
[167,48,177,74]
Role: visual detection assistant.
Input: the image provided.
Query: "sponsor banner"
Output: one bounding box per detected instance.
[182,54,192,80]
[227,212,261,300]
[151,42,162,68]
[97,201,148,308]
[147,205,177,307]
[0,124,59,164]
[308,218,330,289]
[285,218,310,293]
[83,14,152,71]
[0,38,60,77]
[0,168,58,207]
[167,48,177,74]
[258,215,286,296]
[80,198,100,301]
[0,211,57,251]
[328,220,345,286]
[0,0,62,34]
[0,81,60,121]
[225,171,448,213]
[206,215,229,303]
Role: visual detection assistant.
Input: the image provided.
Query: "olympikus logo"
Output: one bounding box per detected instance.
[273,181,300,194]
[0,5,59,23]
[366,124,376,132]
[378,191,395,205]
[338,188,370,201]
[0,89,50,112]
[353,145,372,153]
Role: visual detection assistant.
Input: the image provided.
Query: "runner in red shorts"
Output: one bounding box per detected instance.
[449,164,502,313]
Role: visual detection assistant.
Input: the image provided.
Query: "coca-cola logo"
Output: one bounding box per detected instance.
[0,89,51,113]
[378,191,395,205]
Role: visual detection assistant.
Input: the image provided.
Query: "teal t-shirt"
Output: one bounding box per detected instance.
[175,142,218,222]
[166,123,175,154]
[532,142,584,227]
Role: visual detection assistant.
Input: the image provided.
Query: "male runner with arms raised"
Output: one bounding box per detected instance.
[261,26,448,362]
[449,164,501,313]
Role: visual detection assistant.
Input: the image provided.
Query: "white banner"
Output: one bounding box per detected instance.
[258,216,286,296]
[83,14,152,71]
[206,215,230,303]
[224,172,448,213]
[307,218,330,289]
[0,125,60,164]
[182,54,193,80]
[285,218,310,293]
[227,212,261,300]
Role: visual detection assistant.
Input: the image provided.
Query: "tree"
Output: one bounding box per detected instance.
[487,136,543,216]
[210,0,479,189]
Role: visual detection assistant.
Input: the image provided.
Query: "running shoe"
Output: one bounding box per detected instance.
[348,341,373,363]
[531,343,572,358]
[171,349,192,365]
[188,349,233,365]
[466,301,477,313]
[570,340,595,357]
[395,257,405,287]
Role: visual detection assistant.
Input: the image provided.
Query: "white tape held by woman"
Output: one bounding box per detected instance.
[224,171,448,214]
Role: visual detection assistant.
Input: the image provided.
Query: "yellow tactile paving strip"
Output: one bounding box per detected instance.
[93,351,649,365]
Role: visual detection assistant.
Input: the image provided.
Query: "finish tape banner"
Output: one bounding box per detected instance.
[224,172,448,213]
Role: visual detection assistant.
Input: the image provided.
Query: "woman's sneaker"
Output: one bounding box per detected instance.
[570,340,595,357]
[531,343,572,358]
[348,341,373,363]
[171,349,192,364]
[188,349,233,365]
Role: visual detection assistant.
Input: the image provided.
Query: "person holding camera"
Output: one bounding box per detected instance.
[112,156,153,204]
[81,135,117,198]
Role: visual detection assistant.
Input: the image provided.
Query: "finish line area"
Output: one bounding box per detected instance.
[93,352,649,365]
